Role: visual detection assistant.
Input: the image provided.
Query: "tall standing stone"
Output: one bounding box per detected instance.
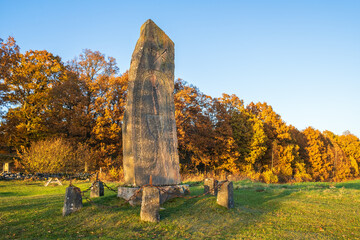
[123,19,181,186]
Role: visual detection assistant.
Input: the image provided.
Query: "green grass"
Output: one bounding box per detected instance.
[1,179,360,239]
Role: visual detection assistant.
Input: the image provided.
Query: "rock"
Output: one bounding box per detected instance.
[204,178,218,195]
[140,186,160,222]
[90,181,104,198]
[217,181,234,209]
[118,184,190,205]
[118,187,142,206]
[62,186,83,216]
[159,185,190,204]
[122,19,181,186]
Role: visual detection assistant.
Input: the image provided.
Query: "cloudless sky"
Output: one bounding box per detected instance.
[1,0,359,137]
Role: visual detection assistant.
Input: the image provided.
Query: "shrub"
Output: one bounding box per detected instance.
[17,138,88,173]
[260,170,278,184]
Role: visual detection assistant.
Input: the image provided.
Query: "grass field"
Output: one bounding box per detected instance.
[1,179,360,239]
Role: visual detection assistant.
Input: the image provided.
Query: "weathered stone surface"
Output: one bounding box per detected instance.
[204,178,218,195]
[62,186,83,216]
[117,187,142,206]
[217,181,234,209]
[159,185,190,204]
[140,186,160,222]
[90,181,104,198]
[122,19,181,186]
[118,185,189,205]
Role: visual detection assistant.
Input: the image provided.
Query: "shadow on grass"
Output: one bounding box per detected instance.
[333,181,360,190]
[0,192,23,197]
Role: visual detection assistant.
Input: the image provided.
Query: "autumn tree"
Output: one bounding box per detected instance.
[323,130,352,181]
[217,94,267,175]
[64,49,126,170]
[246,102,300,182]
[208,95,241,173]
[289,126,312,182]
[0,37,20,117]
[303,127,333,181]
[174,79,216,172]
[0,38,66,148]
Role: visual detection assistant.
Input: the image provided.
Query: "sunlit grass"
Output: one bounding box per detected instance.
[1,179,360,239]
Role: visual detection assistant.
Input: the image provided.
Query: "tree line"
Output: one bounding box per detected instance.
[1,37,360,183]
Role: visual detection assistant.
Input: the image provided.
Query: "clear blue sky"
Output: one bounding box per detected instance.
[1,0,359,137]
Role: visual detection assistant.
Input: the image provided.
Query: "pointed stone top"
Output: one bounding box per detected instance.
[142,19,157,29]
[144,19,155,25]
[129,19,174,77]
[139,19,173,45]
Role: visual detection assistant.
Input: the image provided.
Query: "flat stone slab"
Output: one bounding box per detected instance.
[118,185,189,206]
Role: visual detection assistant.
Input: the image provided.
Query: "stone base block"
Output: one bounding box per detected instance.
[117,186,142,206]
[118,185,190,206]
[63,186,83,216]
[217,181,234,209]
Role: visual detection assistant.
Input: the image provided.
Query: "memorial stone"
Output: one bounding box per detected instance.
[122,19,181,186]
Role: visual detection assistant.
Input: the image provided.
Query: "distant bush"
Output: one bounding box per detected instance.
[260,170,278,184]
[17,138,91,173]
[293,162,312,182]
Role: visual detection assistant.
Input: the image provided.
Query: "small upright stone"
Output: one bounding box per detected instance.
[90,181,104,198]
[217,181,234,209]
[204,178,218,195]
[62,186,83,216]
[140,186,160,222]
